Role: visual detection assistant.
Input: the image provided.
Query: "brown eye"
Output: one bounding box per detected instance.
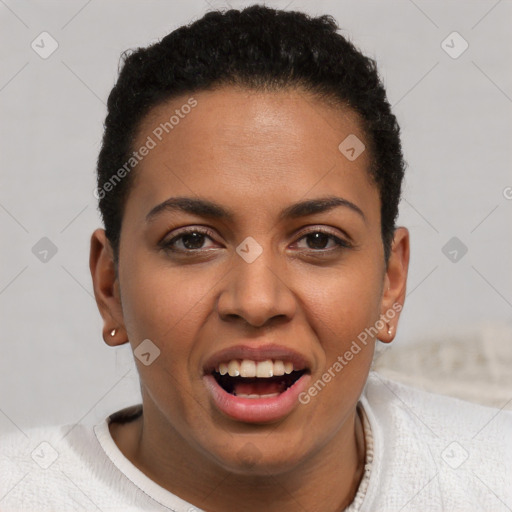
[179,232,208,250]
[294,230,351,251]
[161,228,218,252]
[304,232,331,250]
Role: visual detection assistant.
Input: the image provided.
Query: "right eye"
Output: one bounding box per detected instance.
[160,227,219,252]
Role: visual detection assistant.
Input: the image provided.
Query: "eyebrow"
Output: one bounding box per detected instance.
[146,195,366,223]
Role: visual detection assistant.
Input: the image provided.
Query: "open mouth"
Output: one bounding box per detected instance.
[210,359,308,399]
[203,355,312,422]
[213,370,307,398]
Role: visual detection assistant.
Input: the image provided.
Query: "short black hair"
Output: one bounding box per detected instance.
[96,4,406,263]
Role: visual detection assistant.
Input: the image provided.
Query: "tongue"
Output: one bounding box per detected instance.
[234,378,287,396]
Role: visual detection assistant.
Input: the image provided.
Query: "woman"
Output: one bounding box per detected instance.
[1,5,510,511]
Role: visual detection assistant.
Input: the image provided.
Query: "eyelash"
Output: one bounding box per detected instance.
[160,227,352,254]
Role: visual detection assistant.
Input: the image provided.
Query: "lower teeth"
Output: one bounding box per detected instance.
[235,392,280,398]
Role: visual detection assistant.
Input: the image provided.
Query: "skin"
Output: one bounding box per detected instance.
[90,86,409,512]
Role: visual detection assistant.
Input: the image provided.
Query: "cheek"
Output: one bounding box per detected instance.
[118,251,218,366]
[303,261,383,350]
[296,267,380,434]
[118,253,218,423]
[120,251,208,339]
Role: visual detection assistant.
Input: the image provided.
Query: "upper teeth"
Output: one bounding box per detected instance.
[216,359,295,378]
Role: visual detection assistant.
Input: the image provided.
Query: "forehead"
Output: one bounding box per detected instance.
[127,86,379,225]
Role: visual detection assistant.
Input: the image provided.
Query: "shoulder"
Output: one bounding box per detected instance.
[360,371,512,510]
[0,422,98,510]
[0,418,144,511]
[365,370,512,436]
[0,422,72,475]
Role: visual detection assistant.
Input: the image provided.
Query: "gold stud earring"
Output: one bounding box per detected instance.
[110,328,117,337]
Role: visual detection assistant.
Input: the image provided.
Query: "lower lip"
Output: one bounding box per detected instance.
[203,373,311,423]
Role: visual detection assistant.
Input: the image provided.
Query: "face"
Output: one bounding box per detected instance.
[91,86,409,475]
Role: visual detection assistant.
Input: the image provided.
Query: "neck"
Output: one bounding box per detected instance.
[110,403,366,512]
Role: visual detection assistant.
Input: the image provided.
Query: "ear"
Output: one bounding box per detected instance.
[89,228,128,347]
[378,227,410,343]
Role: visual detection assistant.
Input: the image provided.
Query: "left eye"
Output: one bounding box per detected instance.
[294,231,349,251]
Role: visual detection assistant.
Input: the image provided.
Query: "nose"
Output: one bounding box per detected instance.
[217,247,296,328]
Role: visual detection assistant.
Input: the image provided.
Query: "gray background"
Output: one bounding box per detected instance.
[1,0,511,434]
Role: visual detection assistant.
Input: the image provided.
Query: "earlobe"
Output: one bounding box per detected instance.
[379,227,410,343]
[102,324,127,346]
[89,228,128,347]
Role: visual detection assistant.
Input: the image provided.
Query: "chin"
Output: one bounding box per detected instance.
[199,431,312,477]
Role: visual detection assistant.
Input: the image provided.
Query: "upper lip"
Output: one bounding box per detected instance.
[203,344,311,375]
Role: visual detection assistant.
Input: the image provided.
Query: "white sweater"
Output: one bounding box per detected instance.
[1,371,511,511]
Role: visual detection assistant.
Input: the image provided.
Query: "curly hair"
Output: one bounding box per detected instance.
[96,4,406,263]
